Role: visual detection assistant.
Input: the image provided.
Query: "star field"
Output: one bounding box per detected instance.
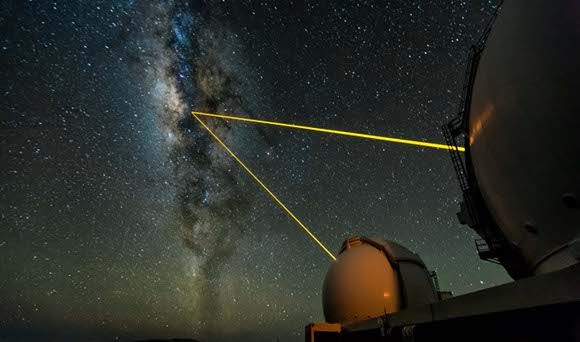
[1,1,506,341]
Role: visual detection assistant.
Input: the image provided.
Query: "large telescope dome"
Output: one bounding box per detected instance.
[466,0,580,276]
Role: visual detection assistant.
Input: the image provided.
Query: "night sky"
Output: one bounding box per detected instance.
[1,1,507,341]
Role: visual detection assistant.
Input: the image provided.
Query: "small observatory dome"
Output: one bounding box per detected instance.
[322,237,437,324]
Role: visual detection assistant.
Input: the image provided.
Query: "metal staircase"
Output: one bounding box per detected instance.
[442,117,469,193]
[442,38,508,265]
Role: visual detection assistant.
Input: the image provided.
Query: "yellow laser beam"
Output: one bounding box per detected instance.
[192,113,337,261]
[192,111,465,152]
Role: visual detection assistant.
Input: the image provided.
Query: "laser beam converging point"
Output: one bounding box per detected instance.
[191,110,464,262]
[192,111,465,152]
[192,113,337,261]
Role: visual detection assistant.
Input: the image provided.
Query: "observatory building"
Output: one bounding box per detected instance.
[306,0,580,340]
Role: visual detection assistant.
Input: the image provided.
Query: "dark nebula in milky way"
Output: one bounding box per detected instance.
[124,0,261,328]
